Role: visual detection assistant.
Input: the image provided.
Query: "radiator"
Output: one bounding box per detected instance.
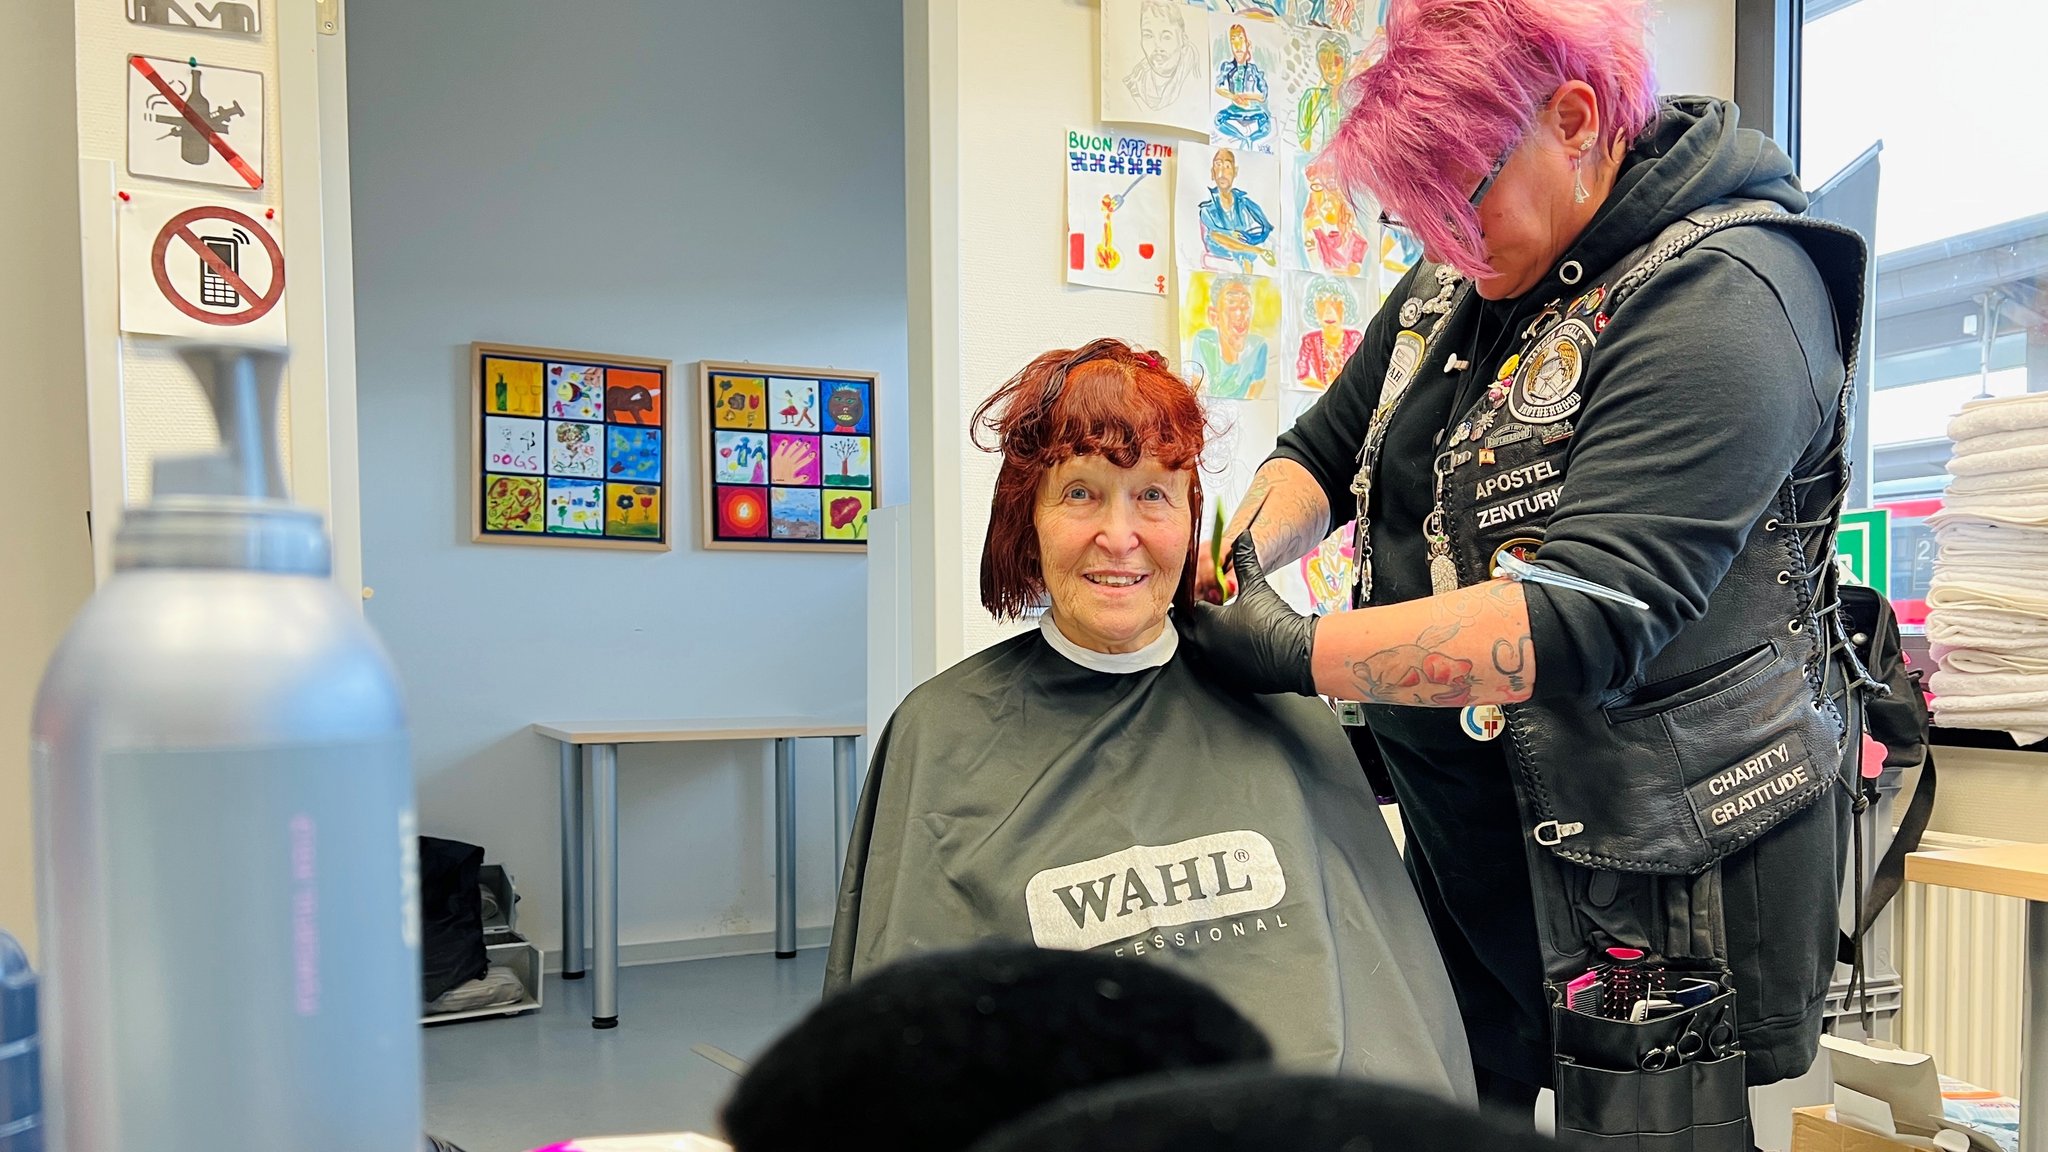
[1896,830,2026,1098]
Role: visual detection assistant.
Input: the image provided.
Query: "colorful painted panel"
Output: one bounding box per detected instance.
[606,483,661,539]
[771,487,823,540]
[547,478,604,535]
[473,343,672,549]
[702,362,880,551]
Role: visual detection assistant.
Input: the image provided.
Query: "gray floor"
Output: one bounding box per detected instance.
[425,949,828,1152]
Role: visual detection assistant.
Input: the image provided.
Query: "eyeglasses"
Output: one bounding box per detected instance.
[1378,148,1511,236]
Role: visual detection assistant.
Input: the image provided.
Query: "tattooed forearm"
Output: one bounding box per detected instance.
[1225,459,1331,569]
[1491,634,1533,696]
[1312,578,1537,707]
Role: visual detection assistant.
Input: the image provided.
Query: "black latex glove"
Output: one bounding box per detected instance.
[1182,530,1319,697]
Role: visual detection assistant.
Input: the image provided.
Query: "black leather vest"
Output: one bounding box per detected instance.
[1362,203,1870,1081]
[1368,202,1867,880]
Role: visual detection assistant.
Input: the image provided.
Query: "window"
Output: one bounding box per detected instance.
[1796,0,2048,627]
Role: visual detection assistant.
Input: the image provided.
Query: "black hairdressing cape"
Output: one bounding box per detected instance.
[826,625,1475,1100]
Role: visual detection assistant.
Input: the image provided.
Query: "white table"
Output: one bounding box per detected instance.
[534,718,865,1028]
[1905,843,2048,1152]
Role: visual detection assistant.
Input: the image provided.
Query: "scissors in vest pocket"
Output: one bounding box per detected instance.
[1639,1016,1736,1071]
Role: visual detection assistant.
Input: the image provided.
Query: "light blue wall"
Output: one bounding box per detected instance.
[349,0,907,958]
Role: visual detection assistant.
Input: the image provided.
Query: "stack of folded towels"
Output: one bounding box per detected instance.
[1923,392,2048,744]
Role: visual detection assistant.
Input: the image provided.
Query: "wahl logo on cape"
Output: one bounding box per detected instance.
[1686,737,1814,832]
[1024,831,1286,952]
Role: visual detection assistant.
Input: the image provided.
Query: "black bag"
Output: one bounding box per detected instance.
[1833,585,1937,1013]
[418,836,488,1004]
[1551,968,1748,1152]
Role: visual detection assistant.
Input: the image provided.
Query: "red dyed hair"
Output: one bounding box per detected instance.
[972,339,1206,621]
[1332,0,1660,278]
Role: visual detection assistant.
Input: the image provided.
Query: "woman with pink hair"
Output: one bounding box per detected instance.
[1185,0,1871,1143]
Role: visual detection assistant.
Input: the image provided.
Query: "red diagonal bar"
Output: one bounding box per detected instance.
[172,225,260,306]
[130,55,262,189]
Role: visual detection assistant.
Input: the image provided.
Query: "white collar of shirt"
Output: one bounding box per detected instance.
[1038,613,1178,674]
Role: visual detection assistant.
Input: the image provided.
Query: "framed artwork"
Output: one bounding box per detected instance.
[471,341,673,551]
[698,360,881,552]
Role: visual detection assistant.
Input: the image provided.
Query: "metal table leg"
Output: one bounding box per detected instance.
[558,740,586,980]
[775,737,798,958]
[2024,900,2046,1152]
[832,735,858,874]
[590,743,620,1028]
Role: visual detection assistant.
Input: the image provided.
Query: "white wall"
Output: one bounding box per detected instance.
[908,0,1180,672]
[905,0,1739,674]
[0,0,95,962]
[1653,0,1738,100]
[348,0,907,963]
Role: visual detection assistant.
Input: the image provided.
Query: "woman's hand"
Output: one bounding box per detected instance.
[1182,531,1318,697]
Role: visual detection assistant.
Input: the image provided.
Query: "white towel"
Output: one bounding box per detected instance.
[1926,705,2048,746]
[1943,444,2048,477]
[1930,669,2048,697]
[1950,428,2048,457]
[1945,470,2048,496]
[1926,614,2048,651]
[1938,534,2048,565]
[1941,426,2039,457]
[1927,578,2048,614]
[1930,644,2048,675]
[1928,506,2048,532]
[1948,393,2048,442]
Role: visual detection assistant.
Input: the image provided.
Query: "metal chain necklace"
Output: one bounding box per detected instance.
[1350,265,1466,604]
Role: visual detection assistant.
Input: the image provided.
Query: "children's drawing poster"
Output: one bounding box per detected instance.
[1208,13,1288,154]
[472,342,672,551]
[1180,270,1283,400]
[1273,27,1361,154]
[701,361,881,552]
[1100,0,1212,136]
[1283,271,1369,393]
[1287,152,1374,276]
[1176,142,1282,278]
[1065,129,1173,297]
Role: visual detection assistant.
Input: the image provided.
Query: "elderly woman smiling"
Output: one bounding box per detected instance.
[826,339,1472,1096]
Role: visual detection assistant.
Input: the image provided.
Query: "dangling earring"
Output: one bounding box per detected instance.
[1572,137,1594,205]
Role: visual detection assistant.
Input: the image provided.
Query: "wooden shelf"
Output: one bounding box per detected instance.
[1906,843,2048,903]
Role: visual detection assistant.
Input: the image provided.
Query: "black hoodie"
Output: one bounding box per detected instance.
[1267,97,1855,1089]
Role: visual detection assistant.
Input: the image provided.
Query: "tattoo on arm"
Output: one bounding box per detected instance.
[1339,580,1533,707]
[1224,463,1331,569]
[1491,635,1533,696]
[1347,620,1477,708]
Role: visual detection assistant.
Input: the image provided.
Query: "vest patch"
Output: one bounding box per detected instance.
[1508,318,1591,425]
[1476,484,1564,530]
[1383,330,1426,405]
[1684,733,1817,841]
[1473,459,1561,503]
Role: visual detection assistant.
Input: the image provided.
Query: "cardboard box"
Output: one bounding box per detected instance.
[1790,1106,1922,1152]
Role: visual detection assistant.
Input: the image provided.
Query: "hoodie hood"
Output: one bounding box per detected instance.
[1505,96,1808,309]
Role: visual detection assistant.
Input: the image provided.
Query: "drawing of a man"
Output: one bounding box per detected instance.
[1124,0,1200,111]
[1198,149,1275,273]
[1193,276,1270,400]
[1297,35,1351,152]
[1212,24,1272,148]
